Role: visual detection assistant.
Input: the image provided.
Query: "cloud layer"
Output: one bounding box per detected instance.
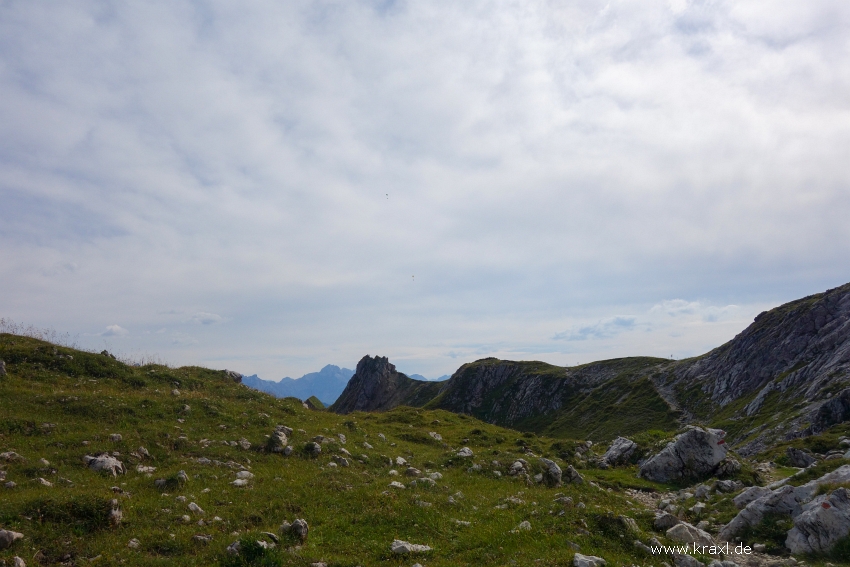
[1,1,848,378]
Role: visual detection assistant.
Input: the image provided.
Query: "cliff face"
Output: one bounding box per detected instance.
[674,282,850,409]
[330,282,850,453]
[667,282,850,453]
[329,355,441,414]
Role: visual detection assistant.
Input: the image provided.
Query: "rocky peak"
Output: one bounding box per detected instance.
[330,355,441,414]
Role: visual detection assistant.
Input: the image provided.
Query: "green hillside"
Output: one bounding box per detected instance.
[0,334,677,566]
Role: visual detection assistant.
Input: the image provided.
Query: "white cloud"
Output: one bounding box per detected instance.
[191,312,223,325]
[102,325,129,337]
[554,316,638,341]
[0,1,848,379]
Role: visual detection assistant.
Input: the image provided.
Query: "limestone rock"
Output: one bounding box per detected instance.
[654,512,680,530]
[268,429,288,453]
[0,529,24,550]
[84,454,125,476]
[457,447,474,458]
[539,458,562,487]
[291,518,309,542]
[602,437,637,466]
[786,447,817,468]
[127,538,140,549]
[573,552,606,567]
[785,487,850,554]
[304,442,322,457]
[565,465,584,484]
[0,452,24,462]
[639,427,728,483]
[666,522,714,546]
[391,539,431,554]
[224,370,242,382]
[720,465,850,540]
[733,486,772,509]
[0,360,6,376]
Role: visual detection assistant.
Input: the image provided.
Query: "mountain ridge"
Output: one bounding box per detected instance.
[331,282,850,455]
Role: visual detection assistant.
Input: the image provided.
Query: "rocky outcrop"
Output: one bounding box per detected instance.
[720,464,850,545]
[639,427,727,483]
[539,458,562,487]
[669,283,850,448]
[785,487,850,554]
[602,437,637,466]
[330,356,441,414]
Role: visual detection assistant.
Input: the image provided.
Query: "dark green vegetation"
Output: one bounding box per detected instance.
[0,334,694,567]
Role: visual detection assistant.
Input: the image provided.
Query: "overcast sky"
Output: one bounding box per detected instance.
[2,1,849,380]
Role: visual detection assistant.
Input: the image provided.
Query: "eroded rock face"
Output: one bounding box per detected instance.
[733,486,773,509]
[785,487,850,554]
[602,437,637,466]
[639,427,727,483]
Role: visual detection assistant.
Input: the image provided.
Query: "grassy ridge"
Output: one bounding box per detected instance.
[0,334,674,567]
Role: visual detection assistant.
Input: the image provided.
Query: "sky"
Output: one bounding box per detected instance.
[1,1,849,381]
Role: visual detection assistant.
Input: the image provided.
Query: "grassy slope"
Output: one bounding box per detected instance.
[424,357,679,442]
[0,334,675,567]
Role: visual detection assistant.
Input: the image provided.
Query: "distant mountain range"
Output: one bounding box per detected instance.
[242,364,448,406]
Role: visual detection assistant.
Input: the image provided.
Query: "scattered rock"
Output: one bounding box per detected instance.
[127,538,140,549]
[573,552,606,567]
[192,534,213,544]
[305,442,322,457]
[268,429,288,453]
[396,456,408,466]
[0,360,5,376]
[225,370,242,382]
[110,433,123,442]
[666,522,714,546]
[457,447,474,458]
[405,467,421,477]
[693,484,711,499]
[389,481,406,489]
[238,438,251,450]
[655,512,680,530]
[602,437,637,466]
[0,529,24,550]
[291,519,309,542]
[177,470,189,483]
[429,431,442,441]
[539,458,562,487]
[639,427,728,483]
[0,452,24,462]
[188,502,204,515]
[715,457,742,477]
[13,557,26,567]
[83,454,125,476]
[391,539,431,554]
[513,520,532,532]
[236,471,254,479]
[786,447,817,468]
[672,553,704,567]
[231,479,249,487]
[564,465,584,484]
